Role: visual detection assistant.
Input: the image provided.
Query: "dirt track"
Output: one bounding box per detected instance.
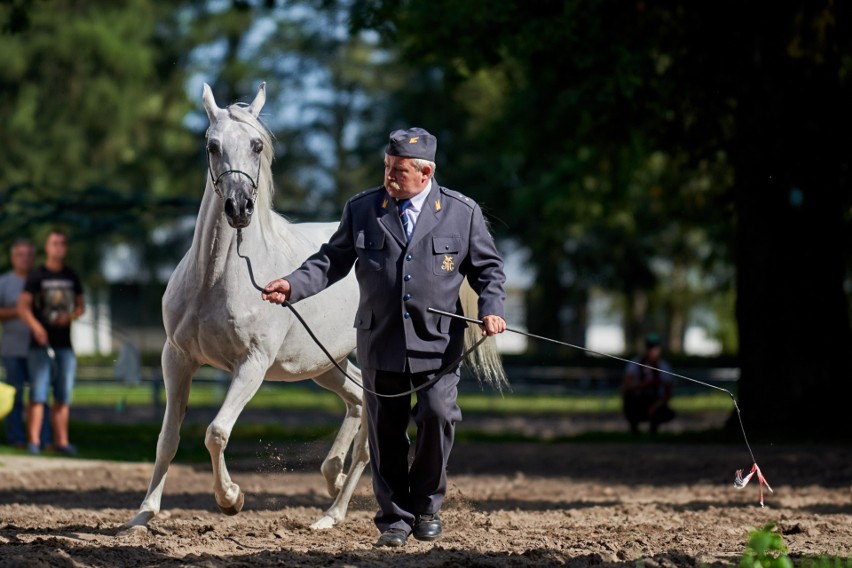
[1,436,850,567]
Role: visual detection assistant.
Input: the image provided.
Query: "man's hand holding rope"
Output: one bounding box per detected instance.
[262,278,291,305]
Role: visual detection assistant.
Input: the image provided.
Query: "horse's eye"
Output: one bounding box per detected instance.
[251,139,263,154]
[207,141,220,155]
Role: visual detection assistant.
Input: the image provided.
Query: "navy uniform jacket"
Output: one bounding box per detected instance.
[285,181,506,374]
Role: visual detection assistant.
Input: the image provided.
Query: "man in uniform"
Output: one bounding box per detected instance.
[262,127,506,547]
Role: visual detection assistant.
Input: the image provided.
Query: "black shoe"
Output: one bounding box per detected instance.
[412,513,442,542]
[374,528,408,548]
[56,444,78,457]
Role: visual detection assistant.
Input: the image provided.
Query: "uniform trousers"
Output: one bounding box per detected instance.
[364,364,462,534]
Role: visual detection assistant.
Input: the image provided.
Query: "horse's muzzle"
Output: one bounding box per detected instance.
[224,194,255,228]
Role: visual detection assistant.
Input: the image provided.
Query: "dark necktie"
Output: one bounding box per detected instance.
[399,199,414,241]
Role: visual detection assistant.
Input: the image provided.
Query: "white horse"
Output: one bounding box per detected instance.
[123,82,506,534]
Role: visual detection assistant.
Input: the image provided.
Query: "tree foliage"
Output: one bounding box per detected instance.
[0,0,199,276]
[178,0,400,216]
[351,0,852,436]
[0,0,197,192]
[0,0,401,274]
[350,0,737,352]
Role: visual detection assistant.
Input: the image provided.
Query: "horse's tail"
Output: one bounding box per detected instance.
[460,280,510,392]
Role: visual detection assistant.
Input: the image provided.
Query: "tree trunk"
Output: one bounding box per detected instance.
[666,262,687,354]
[563,288,589,350]
[732,3,852,439]
[624,288,648,354]
[525,242,567,357]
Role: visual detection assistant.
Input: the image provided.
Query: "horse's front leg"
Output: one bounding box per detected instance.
[121,343,197,533]
[205,355,268,515]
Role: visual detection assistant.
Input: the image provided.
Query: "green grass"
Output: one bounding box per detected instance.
[0,421,340,463]
[0,418,734,464]
[0,382,736,463]
[68,380,735,415]
[70,381,347,412]
[458,390,734,414]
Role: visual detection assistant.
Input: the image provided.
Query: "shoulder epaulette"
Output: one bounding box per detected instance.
[350,186,385,203]
[439,186,476,208]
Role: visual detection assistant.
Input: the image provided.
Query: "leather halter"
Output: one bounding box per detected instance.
[206,147,262,202]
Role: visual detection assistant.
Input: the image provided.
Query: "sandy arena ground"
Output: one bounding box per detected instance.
[0,425,850,568]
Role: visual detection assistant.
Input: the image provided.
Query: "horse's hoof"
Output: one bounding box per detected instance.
[309,515,336,530]
[219,490,244,516]
[117,524,148,537]
[120,510,156,535]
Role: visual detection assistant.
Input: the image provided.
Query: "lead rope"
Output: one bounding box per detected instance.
[428,307,773,506]
[236,229,487,399]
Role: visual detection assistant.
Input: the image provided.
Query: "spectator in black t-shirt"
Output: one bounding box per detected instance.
[18,230,84,456]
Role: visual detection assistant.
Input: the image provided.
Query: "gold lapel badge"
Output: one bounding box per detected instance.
[382,198,388,208]
[441,255,455,272]
[434,199,441,212]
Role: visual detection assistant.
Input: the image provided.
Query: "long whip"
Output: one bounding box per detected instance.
[428,307,774,506]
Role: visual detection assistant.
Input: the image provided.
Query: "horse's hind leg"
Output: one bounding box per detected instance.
[309,359,370,529]
[311,360,364,498]
[205,356,268,515]
[122,344,197,533]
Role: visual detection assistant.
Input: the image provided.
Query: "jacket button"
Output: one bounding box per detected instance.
[406,254,413,261]
[403,312,411,319]
[404,274,412,281]
[403,293,412,301]
[444,245,449,250]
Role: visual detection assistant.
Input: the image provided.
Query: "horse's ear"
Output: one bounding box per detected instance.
[248,82,266,118]
[202,83,222,124]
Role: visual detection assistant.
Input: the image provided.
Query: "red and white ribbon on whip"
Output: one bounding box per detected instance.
[735,463,773,507]
[428,307,775,507]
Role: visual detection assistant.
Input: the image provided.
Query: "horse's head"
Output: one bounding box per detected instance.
[202,82,269,229]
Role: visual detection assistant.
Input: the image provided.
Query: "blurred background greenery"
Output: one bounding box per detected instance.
[0,0,849,439]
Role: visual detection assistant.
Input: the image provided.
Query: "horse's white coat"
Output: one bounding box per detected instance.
[124,83,367,532]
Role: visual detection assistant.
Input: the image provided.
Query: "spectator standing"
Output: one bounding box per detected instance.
[18,230,84,456]
[0,239,52,448]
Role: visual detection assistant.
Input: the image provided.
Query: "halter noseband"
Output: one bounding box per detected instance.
[206,147,262,202]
